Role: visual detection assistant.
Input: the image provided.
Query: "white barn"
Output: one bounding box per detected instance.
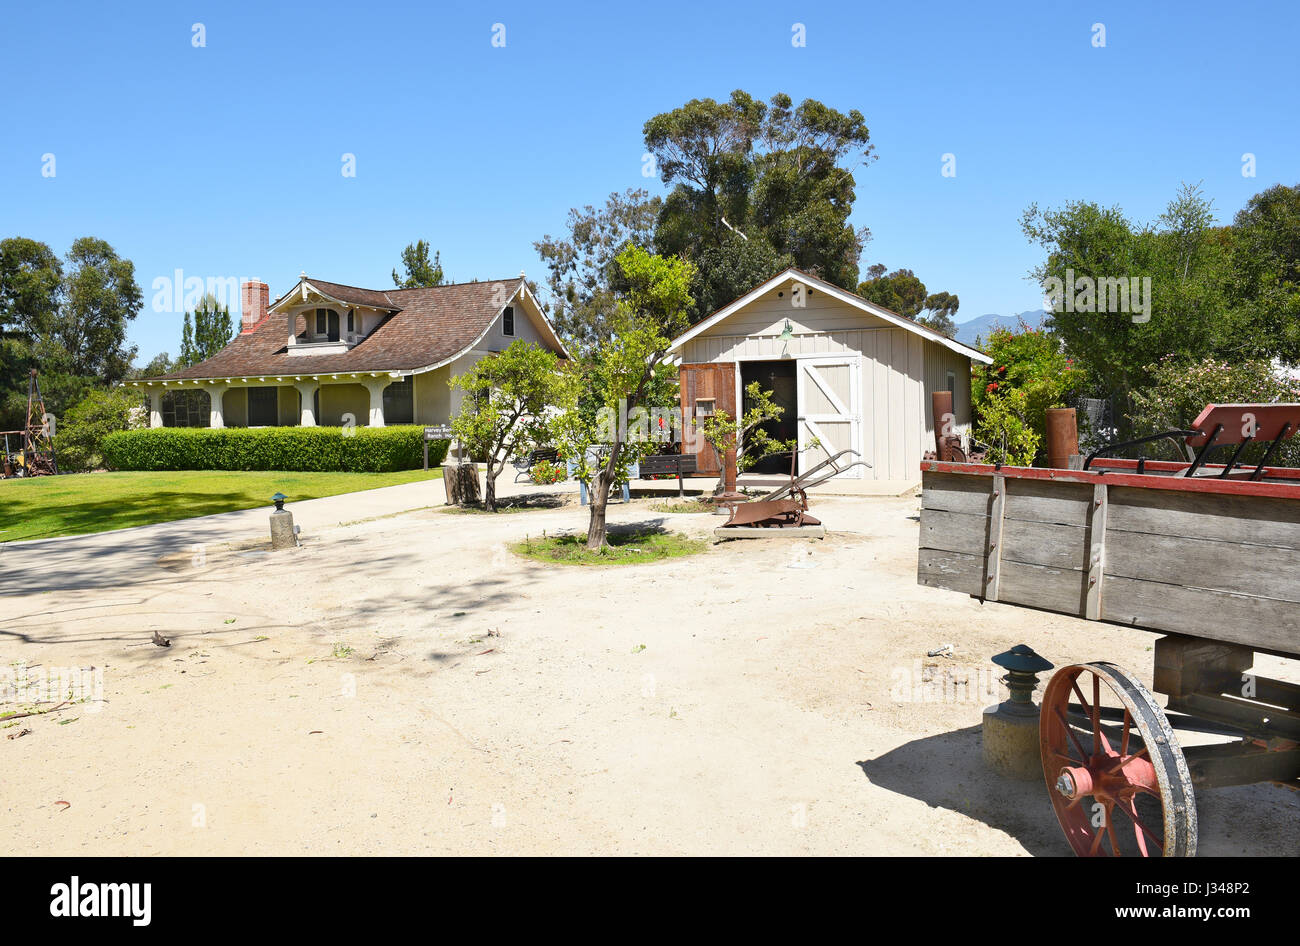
[669,268,991,484]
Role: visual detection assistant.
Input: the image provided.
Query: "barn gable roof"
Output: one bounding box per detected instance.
[668,267,992,364]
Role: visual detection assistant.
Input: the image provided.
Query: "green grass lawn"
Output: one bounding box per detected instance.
[510,528,707,566]
[0,469,443,543]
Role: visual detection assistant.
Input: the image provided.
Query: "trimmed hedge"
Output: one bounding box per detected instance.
[101,426,449,473]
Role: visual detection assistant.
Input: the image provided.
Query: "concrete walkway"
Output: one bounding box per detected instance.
[1,472,575,596]
[1,465,902,596]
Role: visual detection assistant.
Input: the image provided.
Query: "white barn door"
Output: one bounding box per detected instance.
[796,355,862,478]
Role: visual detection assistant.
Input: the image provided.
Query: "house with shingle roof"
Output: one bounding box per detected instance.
[128,273,566,429]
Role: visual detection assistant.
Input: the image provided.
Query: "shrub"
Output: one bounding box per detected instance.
[1130,356,1300,467]
[101,426,448,473]
[56,387,147,472]
[971,324,1089,465]
[530,458,566,484]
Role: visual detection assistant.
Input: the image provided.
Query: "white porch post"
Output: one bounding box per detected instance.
[295,380,319,426]
[148,388,163,428]
[363,376,392,427]
[208,383,229,429]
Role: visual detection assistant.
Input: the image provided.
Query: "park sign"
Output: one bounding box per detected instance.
[423,425,453,471]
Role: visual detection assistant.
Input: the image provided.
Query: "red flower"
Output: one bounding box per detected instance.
[986,382,999,392]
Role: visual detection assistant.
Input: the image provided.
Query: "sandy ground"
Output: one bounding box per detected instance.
[2,480,1296,856]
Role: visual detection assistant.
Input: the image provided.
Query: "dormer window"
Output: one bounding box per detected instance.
[502,305,515,337]
[313,308,340,342]
[347,309,355,335]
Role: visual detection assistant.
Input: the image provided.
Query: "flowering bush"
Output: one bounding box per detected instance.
[530,458,566,484]
[970,324,1088,465]
[1130,356,1300,466]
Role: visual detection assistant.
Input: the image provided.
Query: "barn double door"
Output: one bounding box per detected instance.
[795,356,863,478]
[680,357,862,479]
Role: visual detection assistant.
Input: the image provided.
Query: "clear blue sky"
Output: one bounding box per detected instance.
[3,1,1297,362]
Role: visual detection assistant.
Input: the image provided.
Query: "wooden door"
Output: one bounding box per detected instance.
[679,362,736,477]
[796,356,863,477]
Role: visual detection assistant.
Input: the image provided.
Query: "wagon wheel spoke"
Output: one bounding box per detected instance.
[1105,807,1121,856]
[1120,710,1131,759]
[1119,799,1164,856]
[1055,708,1089,761]
[1071,679,1093,720]
[1103,745,1149,775]
[1088,816,1107,856]
[1092,675,1103,756]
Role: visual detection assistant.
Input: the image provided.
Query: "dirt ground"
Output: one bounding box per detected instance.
[3,488,1297,856]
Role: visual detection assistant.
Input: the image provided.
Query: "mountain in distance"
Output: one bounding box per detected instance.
[955,309,1048,347]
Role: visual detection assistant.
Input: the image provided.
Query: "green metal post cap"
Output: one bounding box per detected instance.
[271,492,287,511]
[991,644,1054,674]
[991,644,1053,705]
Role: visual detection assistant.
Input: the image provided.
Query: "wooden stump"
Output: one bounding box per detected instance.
[442,463,480,505]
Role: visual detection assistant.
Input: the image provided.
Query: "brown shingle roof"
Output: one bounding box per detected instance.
[149,278,525,381]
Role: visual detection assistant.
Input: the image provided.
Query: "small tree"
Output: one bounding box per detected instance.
[449,340,571,512]
[695,381,797,492]
[555,245,694,550]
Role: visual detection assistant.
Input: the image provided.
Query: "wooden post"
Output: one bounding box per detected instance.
[1085,482,1108,620]
[442,463,480,505]
[985,473,1006,601]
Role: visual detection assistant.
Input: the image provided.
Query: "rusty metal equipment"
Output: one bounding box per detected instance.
[720,448,869,528]
[1045,407,1079,469]
[1,370,58,477]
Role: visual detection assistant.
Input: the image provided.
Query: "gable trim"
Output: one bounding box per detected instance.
[668,267,992,364]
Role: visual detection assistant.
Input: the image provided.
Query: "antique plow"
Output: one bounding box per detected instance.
[720,448,869,529]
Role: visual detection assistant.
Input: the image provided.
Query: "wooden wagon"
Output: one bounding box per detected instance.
[916,404,1300,856]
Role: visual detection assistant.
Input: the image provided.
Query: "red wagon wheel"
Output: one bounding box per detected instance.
[1039,662,1197,857]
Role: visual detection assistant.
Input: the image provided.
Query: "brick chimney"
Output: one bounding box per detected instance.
[240,280,270,334]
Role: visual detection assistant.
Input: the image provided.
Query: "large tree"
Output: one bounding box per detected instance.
[644,90,873,322]
[392,239,445,288]
[533,188,661,350]
[856,264,961,336]
[0,238,63,428]
[0,236,141,425]
[1021,183,1240,424]
[1228,183,1300,362]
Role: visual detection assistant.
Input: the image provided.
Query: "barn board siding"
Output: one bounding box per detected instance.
[679,283,978,481]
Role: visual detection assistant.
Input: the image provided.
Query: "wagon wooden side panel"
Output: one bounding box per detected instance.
[918,465,1300,658]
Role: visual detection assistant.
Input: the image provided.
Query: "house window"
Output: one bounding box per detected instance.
[696,398,716,417]
[502,306,515,337]
[314,308,340,341]
[247,386,279,426]
[162,389,210,427]
[945,370,957,393]
[347,309,355,335]
[383,377,414,425]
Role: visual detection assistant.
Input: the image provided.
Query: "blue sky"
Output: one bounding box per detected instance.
[3,1,1297,362]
